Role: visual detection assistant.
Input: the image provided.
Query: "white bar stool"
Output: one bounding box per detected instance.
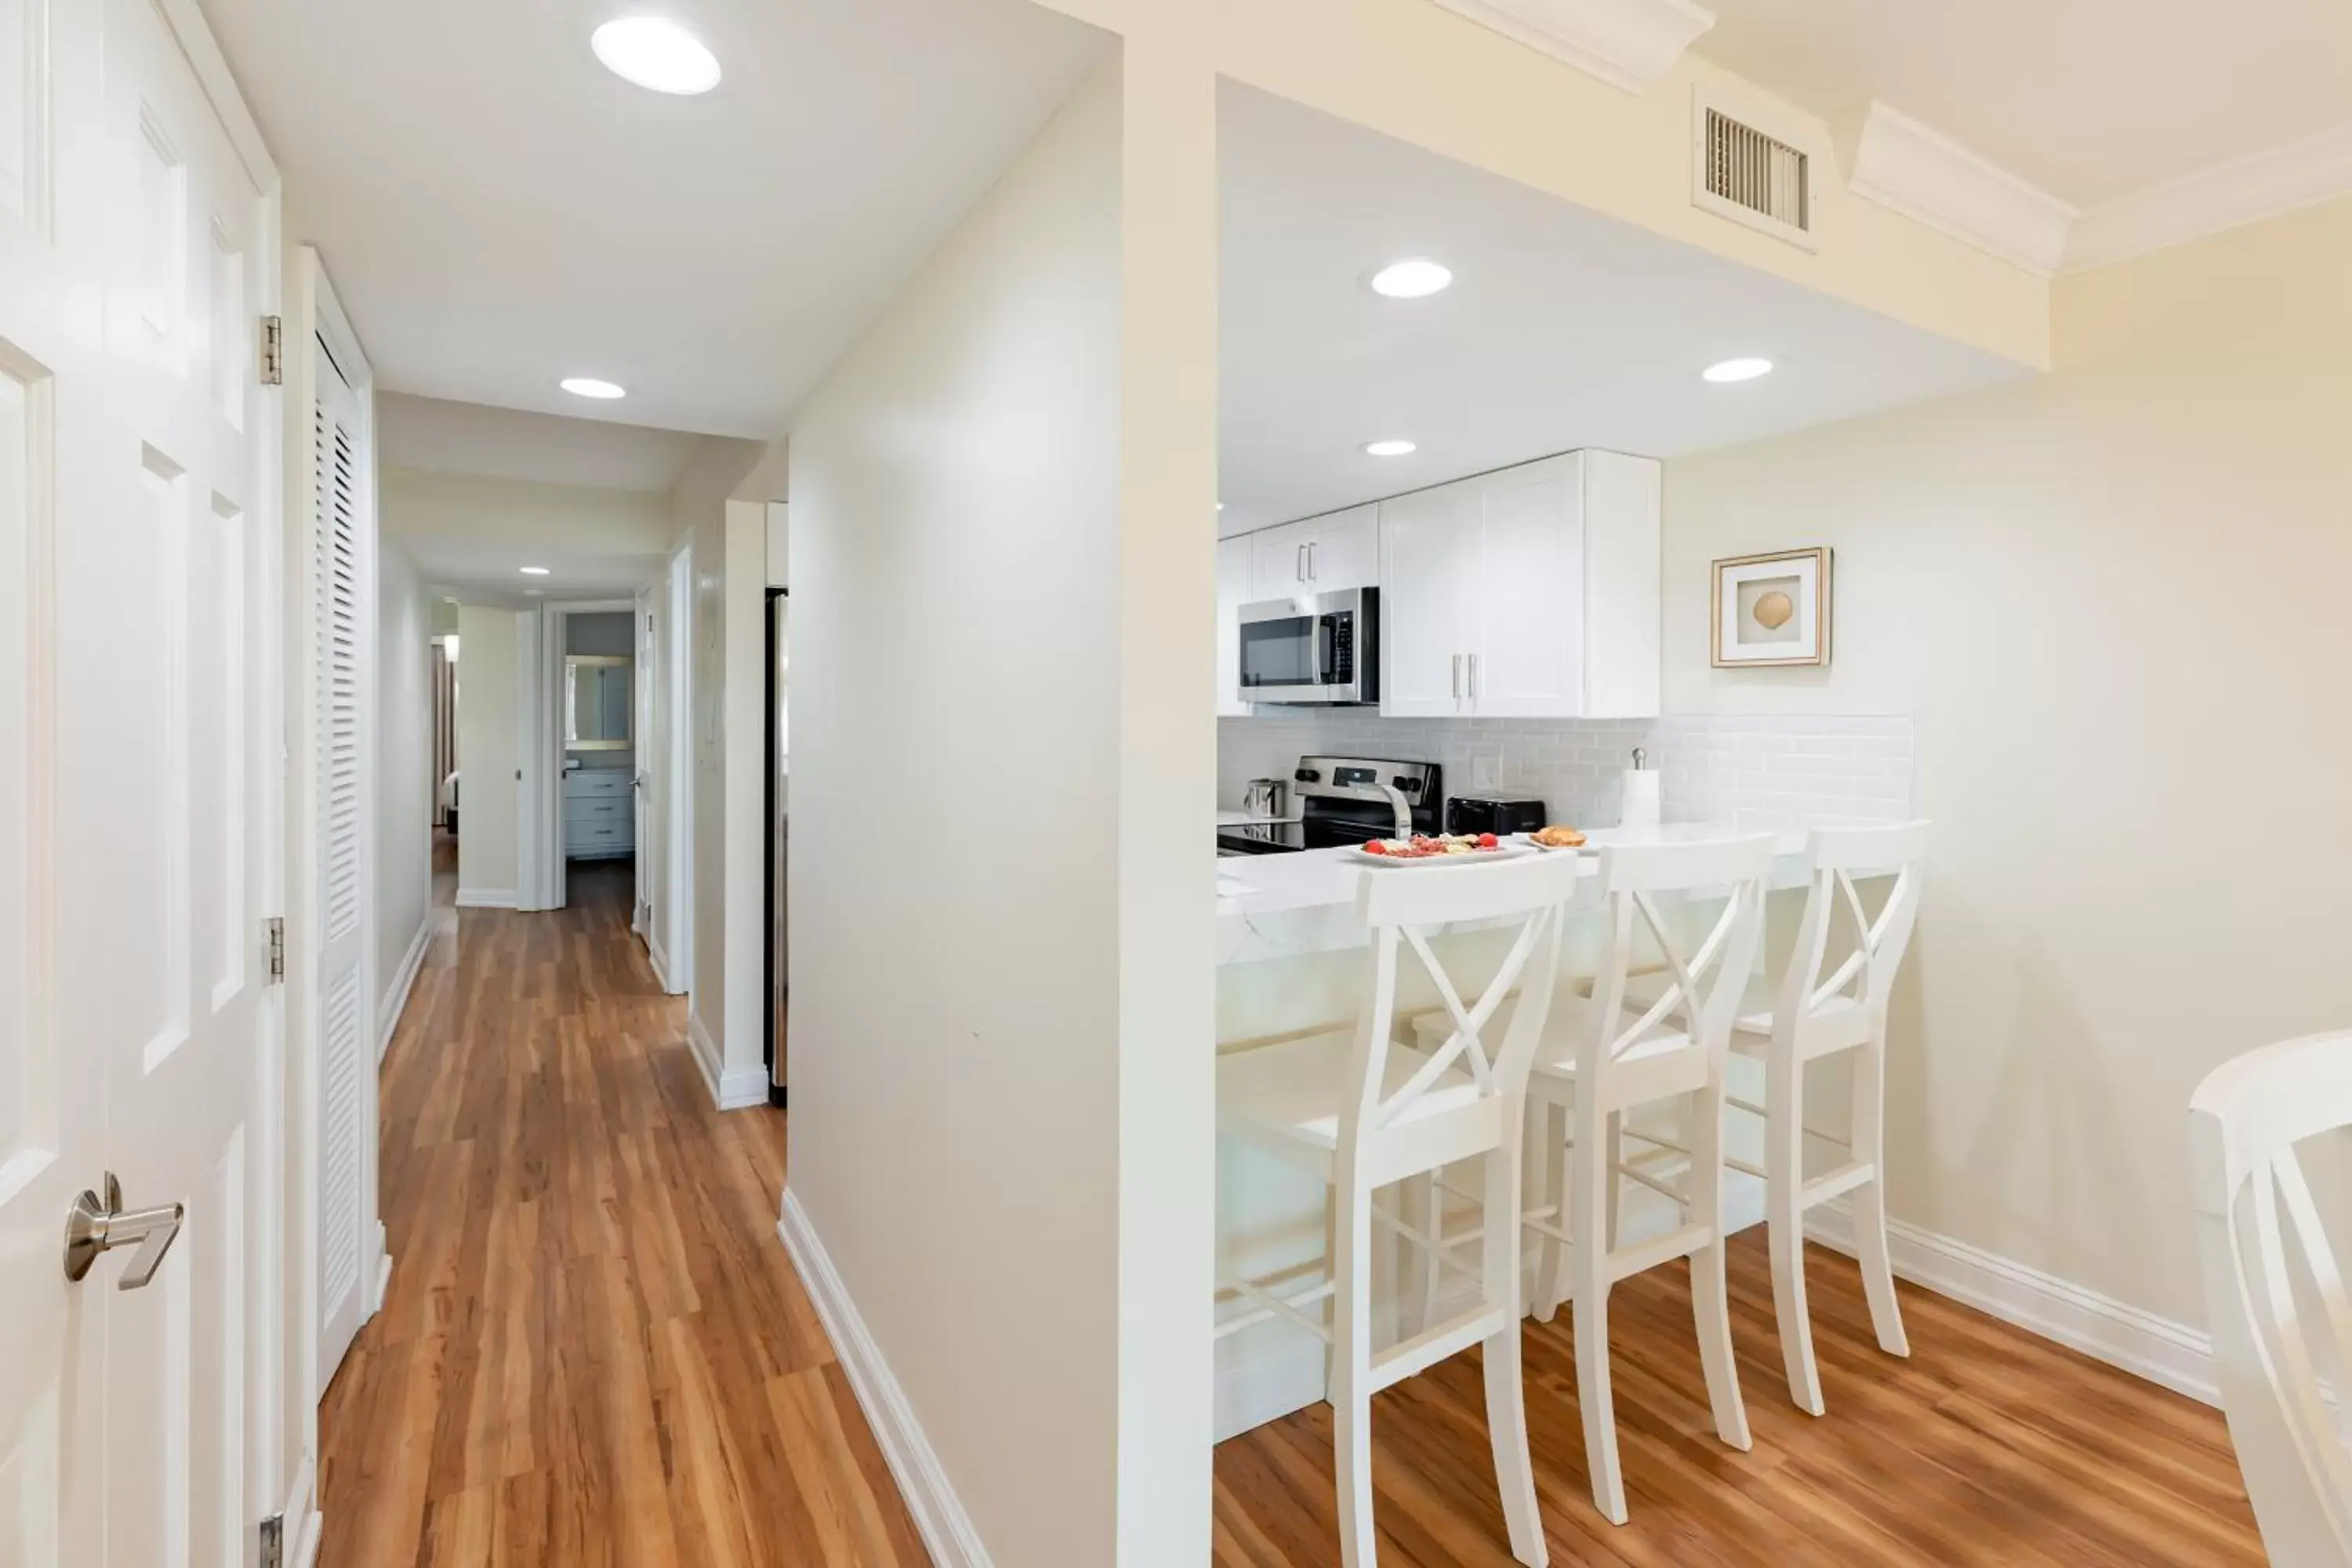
[1623,822,1927,1417]
[1216,851,1584,1568]
[1413,833,1774,1526]
[2192,1030,2352,1565]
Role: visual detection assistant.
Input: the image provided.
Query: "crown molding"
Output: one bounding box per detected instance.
[1834,100,2077,277]
[2064,122,2352,273]
[1432,0,1716,95]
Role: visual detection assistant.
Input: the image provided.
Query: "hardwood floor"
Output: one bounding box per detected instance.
[330,856,2259,1566]
[319,860,927,1567]
[1213,1236,2263,1567]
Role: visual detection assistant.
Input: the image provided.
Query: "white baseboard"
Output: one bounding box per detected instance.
[1214,1174,1769,1441]
[376,916,431,1062]
[1805,1204,2216,1405]
[686,1011,770,1110]
[779,1189,992,1568]
[372,1247,393,1316]
[453,887,517,909]
[649,931,680,994]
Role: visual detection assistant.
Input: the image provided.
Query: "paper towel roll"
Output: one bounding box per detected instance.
[1620,768,1661,828]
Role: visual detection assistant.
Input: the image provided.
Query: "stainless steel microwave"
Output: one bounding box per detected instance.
[1236,587,1377,706]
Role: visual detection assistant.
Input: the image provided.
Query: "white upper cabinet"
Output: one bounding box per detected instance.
[1377,483,1474,717]
[1377,450,1660,719]
[1247,503,1379,598]
[1215,532,1254,717]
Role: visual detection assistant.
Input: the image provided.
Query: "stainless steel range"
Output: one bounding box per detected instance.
[1216,755,1443,856]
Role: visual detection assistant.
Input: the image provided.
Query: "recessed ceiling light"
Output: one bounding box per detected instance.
[561,376,626,400]
[520,566,551,576]
[1702,357,1774,383]
[1216,502,1226,511]
[1363,439,1417,458]
[1367,259,1453,299]
[524,588,543,597]
[591,17,721,96]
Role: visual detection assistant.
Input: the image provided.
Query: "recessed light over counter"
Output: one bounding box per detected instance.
[591,17,722,96]
[520,566,551,577]
[560,376,626,400]
[1367,258,1453,299]
[1363,439,1417,457]
[1702,357,1774,383]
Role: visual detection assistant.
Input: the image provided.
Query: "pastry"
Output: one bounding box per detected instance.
[1530,826,1587,849]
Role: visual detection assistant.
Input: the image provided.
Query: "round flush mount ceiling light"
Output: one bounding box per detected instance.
[560,376,627,400]
[591,17,722,96]
[1363,439,1417,457]
[519,566,551,576]
[1701,357,1774,383]
[1367,258,1454,299]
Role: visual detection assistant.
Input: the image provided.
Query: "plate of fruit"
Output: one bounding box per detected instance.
[1351,832,1529,865]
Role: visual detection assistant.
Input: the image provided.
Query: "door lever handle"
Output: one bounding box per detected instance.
[64,1173,185,1290]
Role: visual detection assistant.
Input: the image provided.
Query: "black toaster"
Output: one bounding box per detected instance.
[1446,795,1547,837]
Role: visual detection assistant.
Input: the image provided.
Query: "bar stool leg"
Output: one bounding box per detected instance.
[1849,1036,1909,1358]
[1689,1077,1752,1450]
[1332,1181,1377,1568]
[1766,1045,1826,1415]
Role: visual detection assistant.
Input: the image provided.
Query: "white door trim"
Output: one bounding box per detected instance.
[664,539,695,996]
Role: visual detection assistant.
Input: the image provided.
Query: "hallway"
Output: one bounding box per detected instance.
[320,862,927,1566]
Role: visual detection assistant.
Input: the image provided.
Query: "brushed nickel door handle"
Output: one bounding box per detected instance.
[64,1173,184,1290]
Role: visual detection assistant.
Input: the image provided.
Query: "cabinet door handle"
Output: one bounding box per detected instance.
[1451,654,1462,699]
[1307,541,1317,581]
[1295,543,1306,584]
[1468,653,1479,702]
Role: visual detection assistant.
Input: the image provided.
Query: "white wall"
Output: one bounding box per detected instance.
[1661,194,2352,1333]
[375,540,434,1035]
[786,61,1132,1565]
[454,606,520,905]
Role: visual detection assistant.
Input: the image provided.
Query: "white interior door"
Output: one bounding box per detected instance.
[1,0,279,1561]
[308,330,374,1389]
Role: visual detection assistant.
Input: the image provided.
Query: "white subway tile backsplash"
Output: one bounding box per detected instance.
[1219,710,1916,833]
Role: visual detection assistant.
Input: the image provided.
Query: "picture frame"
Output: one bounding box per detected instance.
[1711,546,1832,668]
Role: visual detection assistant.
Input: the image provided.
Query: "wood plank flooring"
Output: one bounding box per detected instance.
[1214,1236,2262,1567]
[318,861,927,1567]
[330,853,2260,1566]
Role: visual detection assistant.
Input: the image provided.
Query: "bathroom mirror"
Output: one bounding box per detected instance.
[566,655,632,749]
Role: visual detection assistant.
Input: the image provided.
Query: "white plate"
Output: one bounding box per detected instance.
[1349,840,1532,866]
[1515,832,1592,853]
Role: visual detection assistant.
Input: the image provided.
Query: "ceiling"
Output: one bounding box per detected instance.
[198,0,1113,439]
[377,393,703,494]
[1697,0,2352,209]
[1218,84,2029,536]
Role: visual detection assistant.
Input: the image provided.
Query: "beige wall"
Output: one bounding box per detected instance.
[454,606,521,902]
[786,60,1135,1565]
[1037,0,2048,369]
[659,438,770,1095]
[375,539,434,1025]
[1661,195,2352,1329]
[380,466,672,578]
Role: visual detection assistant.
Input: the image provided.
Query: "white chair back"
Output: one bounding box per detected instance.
[1343,853,1583,1166]
[1773,822,1928,1049]
[2191,1032,2352,1566]
[1582,836,1777,1076]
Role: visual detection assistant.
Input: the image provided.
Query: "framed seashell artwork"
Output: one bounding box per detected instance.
[1711,547,1832,667]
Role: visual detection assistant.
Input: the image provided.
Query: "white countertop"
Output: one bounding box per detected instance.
[1215,809,1302,827]
[1214,826,1815,967]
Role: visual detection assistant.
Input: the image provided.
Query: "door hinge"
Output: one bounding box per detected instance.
[258,315,285,386]
[264,916,286,983]
[257,1513,285,1568]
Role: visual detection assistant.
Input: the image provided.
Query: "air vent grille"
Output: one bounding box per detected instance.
[1703,107,1809,234]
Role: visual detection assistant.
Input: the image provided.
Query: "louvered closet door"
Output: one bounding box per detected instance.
[312,339,373,1385]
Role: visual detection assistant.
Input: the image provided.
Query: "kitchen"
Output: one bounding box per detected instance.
[1205,82,2005,1549]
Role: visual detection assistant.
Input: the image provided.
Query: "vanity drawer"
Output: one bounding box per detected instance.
[568,797,630,826]
[564,768,631,799]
